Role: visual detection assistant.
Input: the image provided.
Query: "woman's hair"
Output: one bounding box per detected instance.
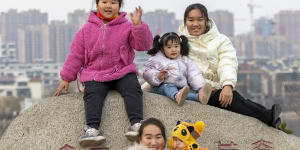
[96,0,123,7]
[147,32,189,56]
[138,118,167,142]
[184,3,209,25]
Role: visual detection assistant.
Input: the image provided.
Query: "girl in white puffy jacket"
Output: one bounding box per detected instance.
[143,32,212,106]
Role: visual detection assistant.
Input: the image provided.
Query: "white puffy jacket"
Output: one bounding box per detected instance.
[178,19,238,89]
[143,51,206,91]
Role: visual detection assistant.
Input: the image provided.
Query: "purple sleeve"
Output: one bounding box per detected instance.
[143,60,163,86]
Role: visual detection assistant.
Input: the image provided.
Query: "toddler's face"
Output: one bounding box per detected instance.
[173,136,186,150]
[97,0,120,19]
[163,40,181,59]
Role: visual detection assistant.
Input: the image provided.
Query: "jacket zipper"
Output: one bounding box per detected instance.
[94,24,106,81]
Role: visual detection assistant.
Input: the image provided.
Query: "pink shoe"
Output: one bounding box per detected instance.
[176,86,190,106]
[198,83,212,104]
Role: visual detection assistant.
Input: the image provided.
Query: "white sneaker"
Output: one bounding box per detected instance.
[78,127,106,148]
[125,122,141,141]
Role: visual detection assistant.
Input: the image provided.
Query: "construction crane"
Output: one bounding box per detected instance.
[247,0,262,32]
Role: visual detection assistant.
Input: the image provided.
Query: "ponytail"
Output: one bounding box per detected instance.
[147,35,162,56]
[180,35,190,56]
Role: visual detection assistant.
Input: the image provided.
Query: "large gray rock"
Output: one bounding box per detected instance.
[0,91,299,150]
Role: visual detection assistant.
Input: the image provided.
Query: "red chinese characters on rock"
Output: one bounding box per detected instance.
[215,141,239,150]
[251,139,274,150]
[59,144,75,150]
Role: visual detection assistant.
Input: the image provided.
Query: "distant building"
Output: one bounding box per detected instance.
[209,10,234,37]
[0,36,17,64]
[67,9,88,29]
[49,21,77,63]
[254,17,275,37]
[275,11,300,57]
[17,24,49,63]
[143,10,180,35]
[233,34,292,60]
[0,9,48,44]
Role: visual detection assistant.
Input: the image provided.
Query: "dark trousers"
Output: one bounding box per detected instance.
[83,73,143,129]
[207,89,272,125]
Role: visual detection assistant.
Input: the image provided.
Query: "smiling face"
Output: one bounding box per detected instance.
[163,40,181,59]
[185,8,207,36]
[97,0,120,19]
[140,125,166,150]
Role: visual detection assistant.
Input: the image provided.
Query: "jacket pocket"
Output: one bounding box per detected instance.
[120,45,129,65]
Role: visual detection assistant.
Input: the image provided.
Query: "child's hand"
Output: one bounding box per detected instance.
[158,70,168,80]
[54,80,69,96]
[130,6,142,27]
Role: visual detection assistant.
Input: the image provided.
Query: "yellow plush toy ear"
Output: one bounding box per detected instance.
[167,137,174,150]
[194,121,205,135]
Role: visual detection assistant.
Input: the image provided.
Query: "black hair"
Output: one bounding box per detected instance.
[138,118,167,143]
[147,32,189,57]
[184,3,209,25]
[96,0,123,7]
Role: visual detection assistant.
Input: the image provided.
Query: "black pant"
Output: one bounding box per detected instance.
[83,73,143,129]
[207,89,272,125]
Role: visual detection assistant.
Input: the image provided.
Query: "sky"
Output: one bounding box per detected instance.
[0,0,300,35]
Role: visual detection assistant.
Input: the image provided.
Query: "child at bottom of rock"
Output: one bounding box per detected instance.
[168,121,209,150]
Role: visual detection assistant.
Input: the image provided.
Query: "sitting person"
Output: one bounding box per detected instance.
[177,3,281,128]
[143,32,212,106]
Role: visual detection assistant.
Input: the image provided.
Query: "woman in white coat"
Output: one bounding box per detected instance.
[178,3,281,129]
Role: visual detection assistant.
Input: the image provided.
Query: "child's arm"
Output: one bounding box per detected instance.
[186,57,206,91]
[143,60,165,86]
[60,28,85,83]
[129,6,153,51]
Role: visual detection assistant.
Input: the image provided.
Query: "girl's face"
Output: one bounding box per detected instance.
[140,125,166,150]
[97,0,120,19]
[172,136,186,150]
[163,40,181,59]
[185,9,207,36]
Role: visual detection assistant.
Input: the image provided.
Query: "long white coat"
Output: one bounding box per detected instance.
[178,20,238,89]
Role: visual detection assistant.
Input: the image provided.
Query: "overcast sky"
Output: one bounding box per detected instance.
[0,0,299,35]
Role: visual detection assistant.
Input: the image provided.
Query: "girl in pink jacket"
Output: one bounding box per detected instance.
[143,32,211,106]
[54,0,153,148]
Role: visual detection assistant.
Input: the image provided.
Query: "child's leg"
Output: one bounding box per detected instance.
[114,73,143,141]
[79,81,110,147]
[152,83,188,106]
[186,92,199,102]
[152,83,179,101]
[83,81,110,129]
[114,73,143,125]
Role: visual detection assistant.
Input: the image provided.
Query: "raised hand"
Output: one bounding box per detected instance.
[130,6,142,27]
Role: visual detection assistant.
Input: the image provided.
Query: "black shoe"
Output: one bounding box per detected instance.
[273,118,281,129]
[271,104,281,128]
